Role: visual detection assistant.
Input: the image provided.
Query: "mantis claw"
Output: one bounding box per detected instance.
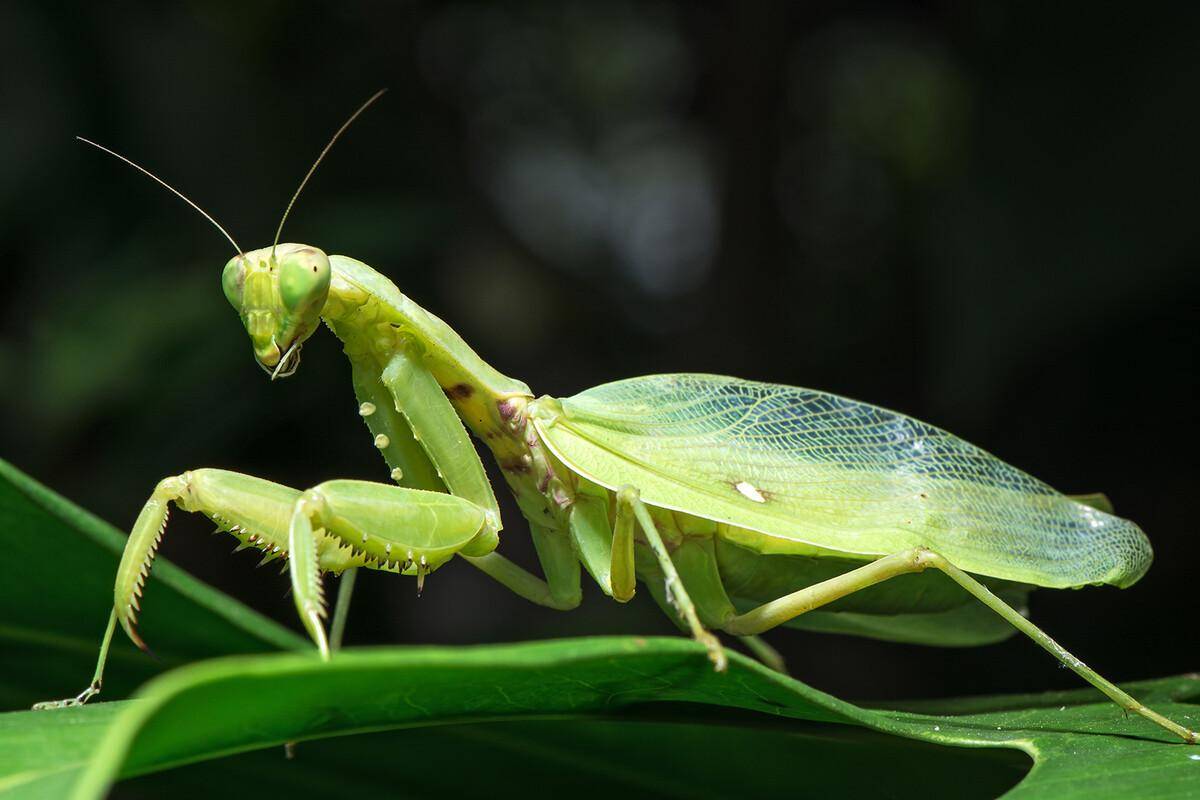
[256,548,288,567]
[416,555,429,596]
[694,629,727,672]
[306,607,331,661]
[31,680,102,711]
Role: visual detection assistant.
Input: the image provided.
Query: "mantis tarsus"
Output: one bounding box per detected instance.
[35,93,1197,745]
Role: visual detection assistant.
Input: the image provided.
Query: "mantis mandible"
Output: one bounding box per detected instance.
[35,93,1198,745]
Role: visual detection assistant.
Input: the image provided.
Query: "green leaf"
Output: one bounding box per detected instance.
[3,641,1199,799]
[3,461,1198,800]
[0,458,306,708]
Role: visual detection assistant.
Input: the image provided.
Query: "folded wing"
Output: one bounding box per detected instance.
[534,374,1151,588]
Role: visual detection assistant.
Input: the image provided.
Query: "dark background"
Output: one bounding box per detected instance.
[2,2,1197,703]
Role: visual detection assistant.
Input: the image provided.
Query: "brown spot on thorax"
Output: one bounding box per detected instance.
[442,383,474,400]
[497,398,519,421]
[500,456,533,474]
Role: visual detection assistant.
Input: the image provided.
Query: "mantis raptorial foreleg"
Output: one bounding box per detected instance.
[331,360,450,655]
[286,479,496,656]
[351,359,445,492]
[44,340,581,708]
[102,469,492,658]
[376,346,584,609]
[32,471,303,709]
[379,347,498,516]
[719,547,1199,744]
[113,470,302,649]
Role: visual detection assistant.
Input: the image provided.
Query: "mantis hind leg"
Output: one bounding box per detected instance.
[643,535,788,674]
[921,551,1197,744]
[722,547,1198,744]
[739,634,788,675]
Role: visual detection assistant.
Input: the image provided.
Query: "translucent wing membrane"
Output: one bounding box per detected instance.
[536,374,1150,588]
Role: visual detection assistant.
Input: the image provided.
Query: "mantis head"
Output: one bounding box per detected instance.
[77,90,385,381]
[221,244,331,379]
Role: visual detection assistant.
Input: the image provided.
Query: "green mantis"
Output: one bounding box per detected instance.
[36,94,1197,745]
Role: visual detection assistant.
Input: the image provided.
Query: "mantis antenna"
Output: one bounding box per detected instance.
[271,88,388,258]
[75,136,243,255]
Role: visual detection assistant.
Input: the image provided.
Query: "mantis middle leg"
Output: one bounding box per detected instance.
[635,535,788,673]
[566,483,725,669]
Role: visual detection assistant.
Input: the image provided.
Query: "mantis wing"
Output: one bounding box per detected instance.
[533,374,1151,589]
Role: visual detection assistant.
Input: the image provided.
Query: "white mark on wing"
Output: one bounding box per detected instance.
[359,402,376,417]
[374,434,390,449]
[735,481,767,503]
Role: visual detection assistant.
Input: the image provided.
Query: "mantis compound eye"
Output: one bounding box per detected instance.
[278,248,331,313]
[221,256,245,309]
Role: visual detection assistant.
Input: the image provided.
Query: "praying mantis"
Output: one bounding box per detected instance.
[35,93,1197,745]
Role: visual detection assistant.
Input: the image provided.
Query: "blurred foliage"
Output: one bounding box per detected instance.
[1,1,1198,706]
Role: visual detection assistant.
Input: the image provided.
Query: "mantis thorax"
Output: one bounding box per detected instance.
[326,261,574,525]
[318,253,533,433]
[222,247,572,529]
